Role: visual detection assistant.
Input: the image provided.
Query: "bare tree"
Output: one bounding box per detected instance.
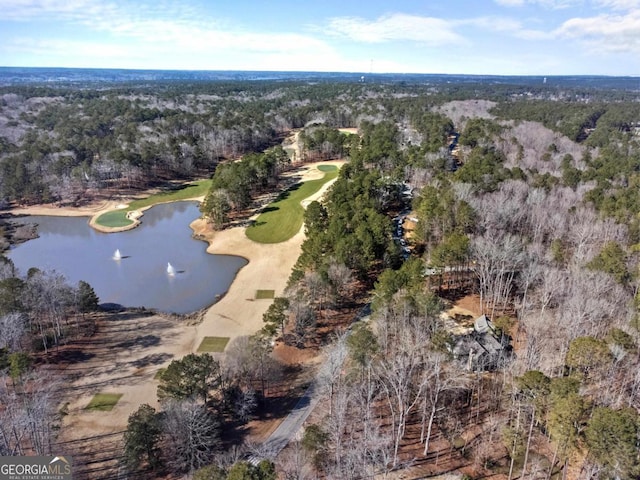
[0,372,59,456]
[223,335,281,397]
[161,399,220,473]
[284,283,317,346]
[288,298,316,347]
[278,440,315,480]
[301,271,329,312]
[0,313,26,351]
[23,269,74,352]
[327,260,353,306]
[376,339,429,467]
[420,352,469,456]
[317,334,349,416]
[325,387,351,474]
[472,233,525,317]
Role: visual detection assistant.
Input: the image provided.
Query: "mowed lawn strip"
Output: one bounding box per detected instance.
[95,179,212,228]
[85,393,123,411]
[197,336,230,353]
[255,289,275,299]
[246,165,338,244]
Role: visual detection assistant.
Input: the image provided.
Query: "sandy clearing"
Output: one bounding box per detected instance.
[50,160,344,449]
[10,199,123,218]
[60,314,198,436]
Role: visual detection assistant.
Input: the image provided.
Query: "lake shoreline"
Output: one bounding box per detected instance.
[7,161,344,338]
[7,203,246,314]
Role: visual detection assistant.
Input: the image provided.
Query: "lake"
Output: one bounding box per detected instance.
[6,202,247,314]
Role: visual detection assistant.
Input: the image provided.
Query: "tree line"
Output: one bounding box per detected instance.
[0,257,99,456]
[2,77,640,477]
[248,87,640,478]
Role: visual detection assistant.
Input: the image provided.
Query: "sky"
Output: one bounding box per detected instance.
[0,0,639,76]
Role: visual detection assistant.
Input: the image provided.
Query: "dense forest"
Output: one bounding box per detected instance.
[1,76,640,479]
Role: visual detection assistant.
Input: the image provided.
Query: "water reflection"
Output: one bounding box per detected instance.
[141,201,191,227]
[14,214,94,239]
[7,202,247,314]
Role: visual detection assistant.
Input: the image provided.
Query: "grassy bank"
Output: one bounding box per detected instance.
[95,179,212,228]
[245,164,338,244]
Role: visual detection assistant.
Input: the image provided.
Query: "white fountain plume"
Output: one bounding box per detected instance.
[113,249,122,260]
[167,262,176,276]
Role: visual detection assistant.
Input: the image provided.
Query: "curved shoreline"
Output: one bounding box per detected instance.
[8,161,345,342]
[88,198,206,233]
[89,207,142,233]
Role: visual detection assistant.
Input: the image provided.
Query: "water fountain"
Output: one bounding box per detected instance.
[7,202,247,313]
[113,249,122,260]
[167,262,176,276]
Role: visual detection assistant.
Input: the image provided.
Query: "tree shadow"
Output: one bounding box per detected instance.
[277,184,300,200]
[114,334,161,349]
[47,349,96,364]
[132,352,173,368]
[261,206,280,214]
[166,183,190,192]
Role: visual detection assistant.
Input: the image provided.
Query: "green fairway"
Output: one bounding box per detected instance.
[246,164,339,243]
[85,393,123,411]
[95,210,134,228]
[197,336,230,353]
[95,179,212,228]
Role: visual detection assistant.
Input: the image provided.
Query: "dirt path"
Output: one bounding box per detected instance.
[282,129,302,163]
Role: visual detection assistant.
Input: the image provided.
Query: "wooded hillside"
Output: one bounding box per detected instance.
[1,78,639,479]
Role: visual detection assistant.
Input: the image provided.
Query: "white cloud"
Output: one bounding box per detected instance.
[6,37,135,59]
[461,16,550,39]
[325,13,465,45]
[555,10,640,53]
[494,0,580,8]
[496,0,639,9]
[97,18,333,57]
[0,0,337,60]
[0,0,209,35]
[494,0,526,6]
[0,0,118,21]
[594,0,640,10]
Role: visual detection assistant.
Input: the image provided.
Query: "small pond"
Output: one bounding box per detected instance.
[7,202,247,314]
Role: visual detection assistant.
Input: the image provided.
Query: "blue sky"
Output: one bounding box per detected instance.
[0,0,638,75]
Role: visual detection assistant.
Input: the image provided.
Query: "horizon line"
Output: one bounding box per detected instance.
[0,65,638,79]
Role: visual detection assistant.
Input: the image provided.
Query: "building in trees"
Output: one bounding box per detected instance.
[451,315,512,371]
